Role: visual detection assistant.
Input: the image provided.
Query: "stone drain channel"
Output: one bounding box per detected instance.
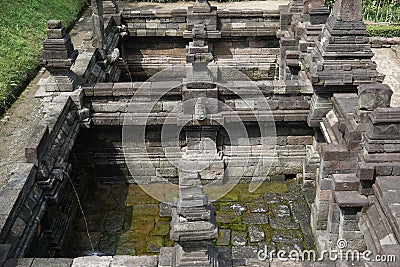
[65,180,314,259]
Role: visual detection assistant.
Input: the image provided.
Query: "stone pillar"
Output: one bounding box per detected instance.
[91,0,105,52]
[170,129,219,266]
[356,83,394,190]
[289,0,304,13]
[332,0,362,21]
[298,0,329,68]
[303,0,329,25]
[103,0,119,14]
[183,5,218,117]
[305,0,384,127]
[39,20,78,92]
[168,4,222,264]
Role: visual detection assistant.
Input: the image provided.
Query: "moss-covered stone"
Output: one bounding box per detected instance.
[151,219,170,236]
[218,192,239,202]
[79,179,315,257]
[98,235,118,255]
[103,213,125,233]
[239,192,264,203]
[216,211,241,224]
[248,202,268,213]
[126,185,160,206]
[146,235,164,253]
[229,222,247,232]
[223,203,248,215]
[272,229,303,243]
[217,222,230,229]
[217,229,231,246]
[118,230,141,244]
[164,236,175,247]
[264,182,288,194]
[116,242,136,256]
[130,215,155,233]
[134,241,149,255]
[132,204,159,217]
[262,224,273,242]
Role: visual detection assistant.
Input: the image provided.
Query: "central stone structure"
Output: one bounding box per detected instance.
[2,0,400,266]
[169,6,220,261]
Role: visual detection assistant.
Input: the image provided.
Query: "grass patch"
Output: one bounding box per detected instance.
[367,24,400,37]
[0,0,87,115]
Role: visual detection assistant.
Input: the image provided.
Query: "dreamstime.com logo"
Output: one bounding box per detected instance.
[257,239,397,263]
[122,64,277,205]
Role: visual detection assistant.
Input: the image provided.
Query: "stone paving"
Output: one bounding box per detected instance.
[372,48,400,107]
[67,178,314,261]
[213,179,315,260]
[0,72,46,190]
[66,184,173,257]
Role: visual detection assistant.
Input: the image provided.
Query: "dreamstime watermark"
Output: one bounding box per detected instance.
[257,239,397,263]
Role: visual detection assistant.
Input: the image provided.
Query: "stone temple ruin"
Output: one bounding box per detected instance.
[1,0,400,266]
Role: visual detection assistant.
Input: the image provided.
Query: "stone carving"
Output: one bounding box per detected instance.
[194,98,207,121]
[170,169,218,266]
[193,0,211,13]
[303,0,324,14]
[108,48,120,63]
[39,20,78,92]
[358,83,392,111]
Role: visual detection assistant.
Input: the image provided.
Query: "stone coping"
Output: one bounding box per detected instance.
[3,256,394,267]
[118,1,289,12]
[4,255,159,267]
[81,78,313,97]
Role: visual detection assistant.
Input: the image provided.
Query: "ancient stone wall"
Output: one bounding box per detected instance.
[0,93,88,258]
[120,8,281,82]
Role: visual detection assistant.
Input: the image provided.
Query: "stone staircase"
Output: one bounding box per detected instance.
[358,176,400,261]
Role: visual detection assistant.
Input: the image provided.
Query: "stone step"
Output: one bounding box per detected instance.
[359,197,398,256]
[379,244,400,265]
[373,177,400,242]
[368,199,398,246]
[332,173,359,191]
[305,146,320,162]
[179,256,210,262]
[334,191,368,208]
[359,214,379,255]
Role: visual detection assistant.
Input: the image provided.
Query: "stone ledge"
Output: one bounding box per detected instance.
[333,173,359,191]
[334,191,368,208]
[0,164,36,242]
[4,256,159,267]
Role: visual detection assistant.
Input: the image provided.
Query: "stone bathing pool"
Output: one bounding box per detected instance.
[5,0,400,265]
[23,124,315,259]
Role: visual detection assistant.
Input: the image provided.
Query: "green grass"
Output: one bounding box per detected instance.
[367,24,400,37]
[0,0,87,114]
